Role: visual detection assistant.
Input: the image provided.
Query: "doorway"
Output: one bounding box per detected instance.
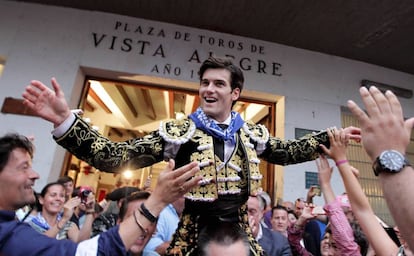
[62,75,282,204]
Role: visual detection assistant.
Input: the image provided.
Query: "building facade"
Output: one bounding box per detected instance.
[1,1,414,214]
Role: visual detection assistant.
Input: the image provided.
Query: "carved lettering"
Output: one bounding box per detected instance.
[188,50,202,63]
[174,31,191,41]
[92,33,106,47]
[93,21,284,78]
[114,21,166,37]
[197,35,244,51]
[151,64,181,76]
[153,45,165,58]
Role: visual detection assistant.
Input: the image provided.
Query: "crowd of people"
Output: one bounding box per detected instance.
[0,56,411,255]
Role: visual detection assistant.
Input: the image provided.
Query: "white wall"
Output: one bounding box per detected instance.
[1,1,413,202]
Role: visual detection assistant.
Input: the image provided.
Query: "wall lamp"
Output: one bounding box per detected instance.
[361,79,413,99]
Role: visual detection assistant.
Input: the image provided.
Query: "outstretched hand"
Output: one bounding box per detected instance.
[151,159,201,206]
[22,78,72,126]
[343,126,361,143]
[62,197,81,220]
[316,154,333,186]
[320,128,349,162]
[347,86,414,161]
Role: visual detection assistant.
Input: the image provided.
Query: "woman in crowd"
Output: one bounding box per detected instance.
[288,204,334,256]
[319,128,403,255]
[25,181,95,242]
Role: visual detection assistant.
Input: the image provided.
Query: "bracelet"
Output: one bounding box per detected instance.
[133,210,148,238]
[336,159,348,167]
[140,203,158,223]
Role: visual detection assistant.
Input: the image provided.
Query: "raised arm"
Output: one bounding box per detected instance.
[287,204,315,256]
[348,86,414,250]
[320,128,398,255]
[316,153,360,255]
[22,78,72,127]
[70,194,97,243]
[118,159,201,250]
[260,126,360,166]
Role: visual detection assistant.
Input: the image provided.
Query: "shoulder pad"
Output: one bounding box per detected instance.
[159,118,196,145]
[242,122,269,144]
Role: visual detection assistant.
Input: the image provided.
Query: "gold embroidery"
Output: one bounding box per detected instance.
[55,116,164,172]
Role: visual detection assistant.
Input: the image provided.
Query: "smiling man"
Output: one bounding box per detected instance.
[0,133,199,256]
[22,56,361,255]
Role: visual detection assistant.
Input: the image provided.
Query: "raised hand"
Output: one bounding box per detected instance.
[343,125,361,142]
[22,77,72,126]
[295,203,316,227]
[150,159,201,206]
[316,154,333,187]
[62,197,81,220]
[320,128,349,162]
[347,86,414,161]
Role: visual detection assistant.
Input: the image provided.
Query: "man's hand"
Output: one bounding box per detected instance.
[150,159,201,206]
[22,77,72,126]
[343,126,361,142]
[347,86,414,160]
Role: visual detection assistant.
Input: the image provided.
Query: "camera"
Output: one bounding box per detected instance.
[78,186,92,203]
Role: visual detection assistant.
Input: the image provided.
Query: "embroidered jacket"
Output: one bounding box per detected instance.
[55,115,329,256]
[56,115,329,198]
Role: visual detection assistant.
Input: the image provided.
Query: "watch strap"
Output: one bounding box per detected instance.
[373,150,411,176]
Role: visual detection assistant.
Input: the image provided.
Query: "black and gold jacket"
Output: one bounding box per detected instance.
[55,115,329,204]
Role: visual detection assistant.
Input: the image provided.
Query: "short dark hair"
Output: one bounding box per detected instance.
[198,222,250,256]
[198,56,244,92]
[118,191,151,221]
[0,133,34,172]
[57,175,74,184]
[271,205,288,217]
[287,209,297,219]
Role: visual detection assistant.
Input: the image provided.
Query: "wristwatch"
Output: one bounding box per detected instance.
[372,150,411,176]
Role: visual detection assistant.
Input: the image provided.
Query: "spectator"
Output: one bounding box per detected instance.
[247,195,291,256]
[270,205,289,237]
[282,201,295,212]
[294,198,305,218]
[288,204,368,256]
[92,186,140,237]
[143,196,185,255]
[319,127,403,255]
[69,186,96,230]
[295,198,323,256]
[259,191,273,229]
[288,203,317,256]
[287,210,298,226]
[25,181,95,242]
[0,133,200,255]
[198,221,250,256]
[24,182,70,238]
[347,86,414,250]
[316,152,362,255]
[57,175,74,201]
[117,191,152,256]
[306,185,329,227]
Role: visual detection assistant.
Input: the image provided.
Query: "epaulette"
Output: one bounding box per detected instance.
[242,122,269,144]
[159,118,196,145]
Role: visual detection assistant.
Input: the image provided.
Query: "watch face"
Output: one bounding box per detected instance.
[380,150,406,172]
